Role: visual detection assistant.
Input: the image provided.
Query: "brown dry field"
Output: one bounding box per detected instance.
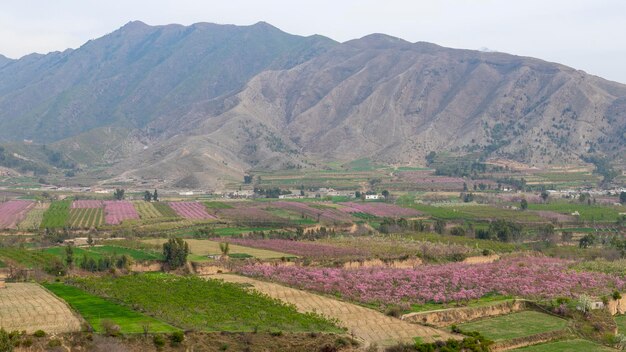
[0,283,82,333]
[212,273,458,348]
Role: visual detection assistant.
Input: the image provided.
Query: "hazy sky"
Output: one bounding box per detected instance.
[2,0,626,83]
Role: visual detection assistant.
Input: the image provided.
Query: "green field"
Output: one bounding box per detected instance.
[528,202,625,222]
[213,227,279,236]
[40,199,71,228]
[511,339,616,351]
[68,208,103,228]
[407,203,543,222]
[152,202,178,218]
[0,247,58,268]
[17,205,46,230]
[42,245,163,262]
[44,283,177,333]
[133,201,162,219]
[72,273,341,333]
[457,311,568,341]
[616,315,626,333]
[204,201,233,209]
[405,232,523,253]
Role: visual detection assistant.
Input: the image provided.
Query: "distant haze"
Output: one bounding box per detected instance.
[1,0,626,83]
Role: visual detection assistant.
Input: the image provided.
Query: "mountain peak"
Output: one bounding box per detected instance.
[345,33,411,49]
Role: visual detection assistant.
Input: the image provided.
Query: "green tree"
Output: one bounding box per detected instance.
[87,233,94,247]
[65,245,74,269]
[579,234,596,249]
[381,190,390,199]
[113,188,125,200]
[620,191,626,205]
[425,151,437,165]
[450,226,466,237]
[163,238,189,270]
[152,189,159,202]
[520,199,528,210]
[540,190,549,202]
[489,220,522,242]
[144,190,152,202]
[434,219,446,234]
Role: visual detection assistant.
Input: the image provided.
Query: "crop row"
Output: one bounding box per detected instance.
[103,201,139,225]
[339,202,421,218]
[168,202,215,220]
[68,208,103,228]
[40,200,71,229]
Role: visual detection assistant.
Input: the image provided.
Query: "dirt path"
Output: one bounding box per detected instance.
[0,283,82,333]
[211,274,457,348]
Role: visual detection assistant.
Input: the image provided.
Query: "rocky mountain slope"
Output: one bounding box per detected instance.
[0,22,624,188]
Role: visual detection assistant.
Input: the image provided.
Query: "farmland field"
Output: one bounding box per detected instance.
[71,273,342,332]
[152,202,179,217]
[17,202,48,230]
[528,202,625,222]
[143,238,291,259]
[44,283,177,333]
[0,283,82,333]
[511,339,616,351]
[133,201,162,219]
[103,200,140,224]
[239,256,624,306]
[169,201,215,220]
[339,201,421,218]
[40,199,71,228]
[43,245,163,262]
[0,199,35,229]
[0,247,59,268]
[616,315,626,333]
[457,311,568,340]
[68,208,104,228]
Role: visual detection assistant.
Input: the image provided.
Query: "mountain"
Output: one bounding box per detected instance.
[0,21,336,143]
[0,54,12,69]
[0,22,624,188]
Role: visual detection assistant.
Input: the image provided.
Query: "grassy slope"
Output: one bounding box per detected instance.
[511,339,616,351]
[44,283,177,333]
[458,311,568,341]
[73,273,341,333]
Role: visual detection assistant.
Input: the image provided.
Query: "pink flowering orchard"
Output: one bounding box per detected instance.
[169,202,215,220]
[239,257,626,305]
[103,201,140,225]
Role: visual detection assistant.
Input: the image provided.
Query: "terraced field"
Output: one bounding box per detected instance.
[511,339,616,351]
[0,283,82,333]
[44,283,177,333]
[0,247,58,268]
[457,311,568,341]
[68,208,103,228]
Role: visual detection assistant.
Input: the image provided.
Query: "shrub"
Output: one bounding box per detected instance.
[170,331,184,346]
[219,344,229,351]
[270,330,283,337]
[101,319,120,337]
[33,330,46,338]
[48,339,62,348]
[613,291,622,300]
[385,306,403,318]
[153,335,165,348]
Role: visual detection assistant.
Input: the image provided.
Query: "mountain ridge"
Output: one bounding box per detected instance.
[0,21,624,188]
